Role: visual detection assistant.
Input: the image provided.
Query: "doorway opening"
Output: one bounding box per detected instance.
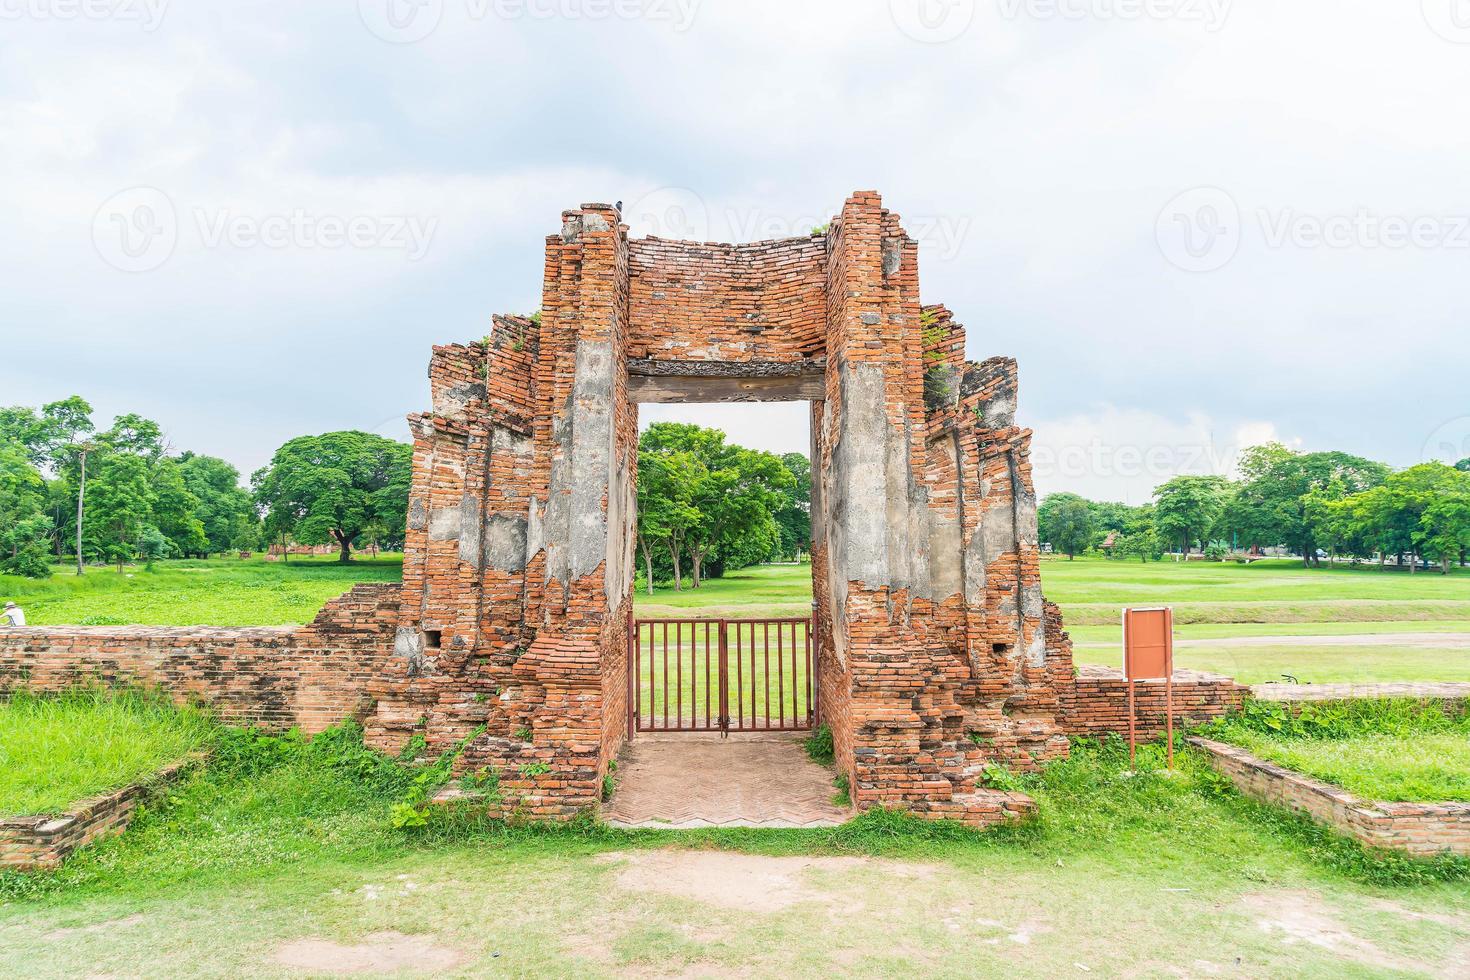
[626,398,819,740]
[606,394,841,827]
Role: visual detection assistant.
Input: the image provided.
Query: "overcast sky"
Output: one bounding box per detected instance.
[3,1,1467,504]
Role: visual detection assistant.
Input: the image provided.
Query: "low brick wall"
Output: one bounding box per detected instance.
[1190,737,1470,858]
[0,584,401,734]
[1061,665,1249,738]
[1252,682,1470,705]
[0,756,199,871]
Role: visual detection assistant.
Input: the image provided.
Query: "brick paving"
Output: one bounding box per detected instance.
[602,733,851,829]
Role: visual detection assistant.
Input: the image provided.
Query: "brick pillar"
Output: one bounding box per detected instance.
[818,191,951,811]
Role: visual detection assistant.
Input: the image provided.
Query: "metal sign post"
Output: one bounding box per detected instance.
[1122,606,1175,768]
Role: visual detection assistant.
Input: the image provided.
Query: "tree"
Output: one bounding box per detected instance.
[772,453,812,562]
[637,423,795,587]
[634,449,699,593]
[1152,475,1230,554]
[1334,464,1470,574]
[0,395,94,470]
[88,453,156,571]
[1219,444,1387,565]
[179,453,258,555]
[683,444,791,588]
[0,443,52,578]
[1038,493,1096,559]
[150,457,206,558]
[252,432,413,563]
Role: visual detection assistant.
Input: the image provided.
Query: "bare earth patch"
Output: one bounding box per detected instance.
[42,913,146,942]
[1242,891,1432,974]
[598,850,933,912]
[272,931,466,975]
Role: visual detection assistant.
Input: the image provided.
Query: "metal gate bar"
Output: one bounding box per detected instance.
[632,616,814,735]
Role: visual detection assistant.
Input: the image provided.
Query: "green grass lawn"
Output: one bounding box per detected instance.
[0,690,214,816]
[0,556,403,627]
[634,563,813,620]
[1,715,1466,977]
[1201,700,1470,803]
[1045,557,1470,626]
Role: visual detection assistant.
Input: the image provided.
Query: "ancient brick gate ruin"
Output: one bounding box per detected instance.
[380,190,1088,826]
[0,189,1248,829]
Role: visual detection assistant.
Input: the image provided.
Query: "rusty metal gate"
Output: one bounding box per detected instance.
[628,617,815,735]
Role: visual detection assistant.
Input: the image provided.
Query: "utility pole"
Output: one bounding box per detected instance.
[75,443,93,576]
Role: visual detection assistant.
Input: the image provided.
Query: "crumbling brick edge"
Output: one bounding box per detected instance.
[1189,737,1470,858]
[0,753,206,872]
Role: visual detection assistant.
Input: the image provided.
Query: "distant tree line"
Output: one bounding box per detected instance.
[1038,443,1470,574]
[636,423,809,592]
[1,395,412,578]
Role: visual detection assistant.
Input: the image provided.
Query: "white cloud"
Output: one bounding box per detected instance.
[1030,406,1291,503]
[1,0,1465,486]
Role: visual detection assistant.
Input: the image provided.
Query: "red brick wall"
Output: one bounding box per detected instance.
[1192,737,1470,857]
[0,757,198,871]
[627,236,826,362]
[1062,665,1249,738]
[0,584,401,734]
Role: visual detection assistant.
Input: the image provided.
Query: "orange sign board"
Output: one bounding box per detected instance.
[1123,607,1173,681]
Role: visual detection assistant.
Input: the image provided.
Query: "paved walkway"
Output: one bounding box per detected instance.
[603,732,850,829]
[1252,681,1470,701]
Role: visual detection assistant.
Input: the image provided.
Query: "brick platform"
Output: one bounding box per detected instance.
[602,734,851,829]
[1190,737,1470,857]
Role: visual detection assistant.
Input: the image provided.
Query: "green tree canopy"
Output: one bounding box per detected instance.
[252,431,412,563]
[1038,492,1097,559]
[179,453,259,554]
[636,423,796,588]
[1152,475,1231,553]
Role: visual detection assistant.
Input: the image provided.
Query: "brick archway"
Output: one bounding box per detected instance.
[384,191,1079,827]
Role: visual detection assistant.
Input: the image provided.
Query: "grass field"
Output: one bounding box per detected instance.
[0,690,213,816]
[0,719,1466,977]
[637,558,1470,686]
[1201,700,1470,803]
[5,553,1468,685]
[0,556,403,627]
